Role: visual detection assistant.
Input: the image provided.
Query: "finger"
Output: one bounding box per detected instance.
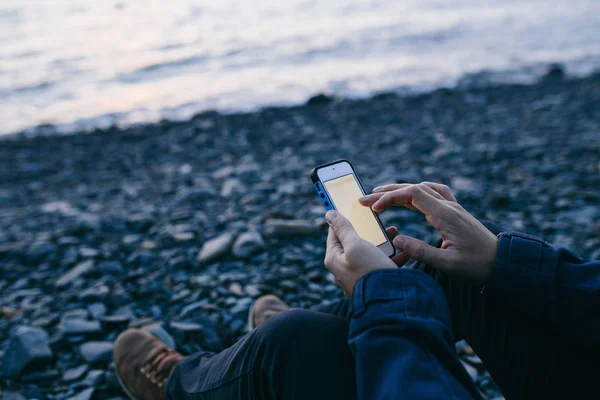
[387,226,411,267]
[372,183,411,193]
[360,192,418,211]
[420,182,457,202]
[418,184,446,201]
[386,226,398,239]
[372,184,418,210]
[371,184,443,214]
[325,226,343,261]
[359,192,385,206]
[325,210,360,247]
[393,235,451,270]
[391,251,411,267]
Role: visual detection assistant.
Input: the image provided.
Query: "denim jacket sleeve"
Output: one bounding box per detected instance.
[347,268,482,400]
[485,231,600,348]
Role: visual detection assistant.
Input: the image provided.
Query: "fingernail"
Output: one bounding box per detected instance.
[325,210,338,223]
[358,195,369,202]
[373,186,382,192]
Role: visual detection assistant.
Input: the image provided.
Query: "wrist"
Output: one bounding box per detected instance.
[481,234,500,283]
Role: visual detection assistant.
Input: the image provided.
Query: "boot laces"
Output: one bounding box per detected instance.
[139,349,180,388]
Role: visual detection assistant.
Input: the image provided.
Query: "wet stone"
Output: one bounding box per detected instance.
[229,282,244,296]
[175,187,216,206]
[2,325,54,379]
[61,308,89,321]
[170,321,204,343]
[79,285,110,303]
[101,315,131,330]
[55,260,95,287]
[230,298,254,317]
[232,231,265,258]
[21,369,60,382]
[461,360,479,381]
[244,284,262,297]
[62,247,79,266]
[450,176,482,197]
[62,364,89,382]
[84,369,105,386]
[25,242,58,265]
[180,300,209,318]
[264,219,320,237]
[79,247,99,258]
[170,288,191,303]
[67,387,95,400]
[221,178,245,197]
[170,321,204,334]
[197,233,235,264]
[126,213,154,233]
[3,392,27,400]
[142,323,176,349]
[88,303,107,320]
[61,319,102,336]
[79,341,114,364]
[97,260,125,276]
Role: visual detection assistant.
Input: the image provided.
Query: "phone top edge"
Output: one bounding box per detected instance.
[310,159,353,183]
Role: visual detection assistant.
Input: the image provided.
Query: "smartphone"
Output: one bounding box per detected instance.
[311,159,396,257]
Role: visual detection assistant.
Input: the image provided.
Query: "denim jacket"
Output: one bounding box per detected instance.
[347,231,600,399]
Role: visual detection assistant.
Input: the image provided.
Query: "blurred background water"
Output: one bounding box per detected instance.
[1,0,599,136]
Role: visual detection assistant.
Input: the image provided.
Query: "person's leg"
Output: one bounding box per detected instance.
[310,298,350,319]
[420,220,598,399]
[166,309,356,400]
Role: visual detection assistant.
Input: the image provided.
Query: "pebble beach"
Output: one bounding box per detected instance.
[1,67,600,399]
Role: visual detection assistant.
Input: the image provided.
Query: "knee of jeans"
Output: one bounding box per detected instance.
[256,309,348,354]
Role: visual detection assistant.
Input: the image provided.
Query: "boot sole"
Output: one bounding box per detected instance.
[115,367,140,400]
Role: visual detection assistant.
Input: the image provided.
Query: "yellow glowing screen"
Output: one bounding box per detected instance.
[324,174,387,246]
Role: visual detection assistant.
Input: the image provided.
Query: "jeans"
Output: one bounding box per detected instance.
[165,307,357,400]
[166,221,598,399]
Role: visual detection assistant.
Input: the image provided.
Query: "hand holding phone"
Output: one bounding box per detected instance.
[323,210,403,296]
[311,160,395,257]
[311,160,410,296]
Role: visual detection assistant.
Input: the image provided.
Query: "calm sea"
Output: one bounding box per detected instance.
[1,0,599,135]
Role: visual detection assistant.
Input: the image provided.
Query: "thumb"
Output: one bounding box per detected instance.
[393,235,447,269]
[325,210,359,247]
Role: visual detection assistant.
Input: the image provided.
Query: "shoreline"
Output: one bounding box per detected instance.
[2,62,592,141]
[1,69,599,398]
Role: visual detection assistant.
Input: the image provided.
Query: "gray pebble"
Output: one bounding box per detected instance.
[197,233,235,264]
[232,231,265,258]
[79,342,113,364]
[2,325,53,379]
[264,219,320,237]
[62,364,89,382]
[55,260,95,287]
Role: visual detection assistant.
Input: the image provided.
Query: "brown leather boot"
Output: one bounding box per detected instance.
[114,329,183,400]
[247,294,290,330]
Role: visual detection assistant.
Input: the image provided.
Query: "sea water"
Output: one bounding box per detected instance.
[1,0,599,135]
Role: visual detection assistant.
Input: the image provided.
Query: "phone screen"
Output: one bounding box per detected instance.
[323,173,387,246]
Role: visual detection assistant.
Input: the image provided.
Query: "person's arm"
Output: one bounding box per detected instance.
[485,231,600,348]
[348,268,482,400]
[359,183,600,348]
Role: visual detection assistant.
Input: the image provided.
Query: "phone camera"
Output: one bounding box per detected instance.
[324,201,329,207]
[320,193,325,198]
